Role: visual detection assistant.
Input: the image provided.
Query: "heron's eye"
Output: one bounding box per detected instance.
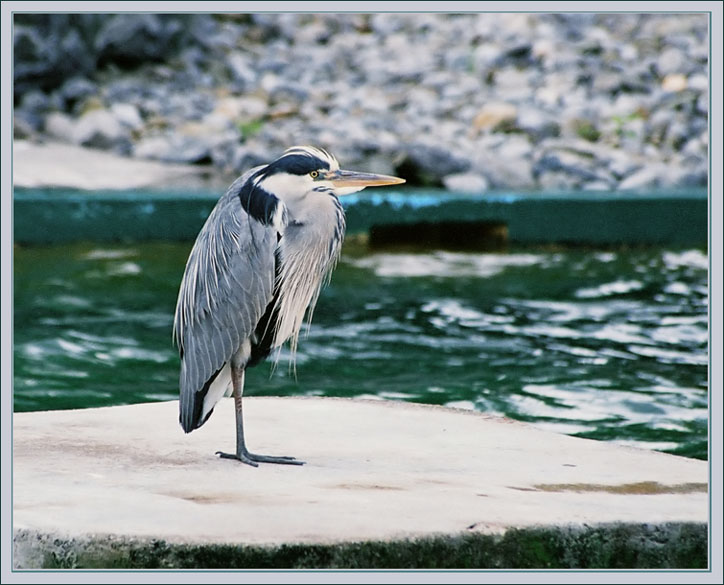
[309,171,319,179]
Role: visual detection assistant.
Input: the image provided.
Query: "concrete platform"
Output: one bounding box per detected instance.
[12,140,211,191]
[12,398,708,569]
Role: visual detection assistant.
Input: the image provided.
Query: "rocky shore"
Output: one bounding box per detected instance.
[13,13,709,191]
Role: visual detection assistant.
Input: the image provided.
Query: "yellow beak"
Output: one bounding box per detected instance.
[323,169,406,190]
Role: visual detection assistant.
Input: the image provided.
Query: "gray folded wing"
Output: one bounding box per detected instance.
[174,179,278,431]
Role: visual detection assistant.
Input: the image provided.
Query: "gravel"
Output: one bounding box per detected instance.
[13,13,709,191]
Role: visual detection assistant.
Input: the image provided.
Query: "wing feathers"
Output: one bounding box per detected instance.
[175,173,281,431]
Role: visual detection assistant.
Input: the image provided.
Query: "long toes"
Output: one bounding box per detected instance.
[215,450,259,467]
[248,453,305,465]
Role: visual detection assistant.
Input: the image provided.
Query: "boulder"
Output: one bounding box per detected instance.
[44,112,77,143]
[58,77,97,108]
[72,109,130,152]
[472,102,518,134]
[94,14,188,67]
[134,135,210,165]
[13,17,98,95]
[471,135,536,191]
[442,173,490,193]
[110,103,144,131]
[399,142,471,185]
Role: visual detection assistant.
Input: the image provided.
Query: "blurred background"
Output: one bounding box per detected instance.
[13,12,708,190]
[12,12,709,460]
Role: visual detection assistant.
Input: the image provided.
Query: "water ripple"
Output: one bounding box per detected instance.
[13,243,709,460]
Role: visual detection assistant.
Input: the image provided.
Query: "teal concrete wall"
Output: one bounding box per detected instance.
[14,188,707,246]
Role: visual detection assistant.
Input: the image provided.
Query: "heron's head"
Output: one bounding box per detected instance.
[255,146,405,201]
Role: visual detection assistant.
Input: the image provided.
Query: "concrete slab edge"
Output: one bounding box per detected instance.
[13,522,707,570]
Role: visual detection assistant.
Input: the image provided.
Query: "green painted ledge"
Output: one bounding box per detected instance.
[13,188,707,247]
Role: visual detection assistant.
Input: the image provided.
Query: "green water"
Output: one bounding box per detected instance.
[13,241,708,460]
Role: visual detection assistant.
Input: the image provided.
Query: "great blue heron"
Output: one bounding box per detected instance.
[174,146,405,466]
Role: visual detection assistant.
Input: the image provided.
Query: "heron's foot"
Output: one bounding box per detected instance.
[215,450,305,467]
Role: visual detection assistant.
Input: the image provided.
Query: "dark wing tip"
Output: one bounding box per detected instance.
[179,363,225,433]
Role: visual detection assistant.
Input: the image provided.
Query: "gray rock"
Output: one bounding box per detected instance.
[400,142,471,185]
[94,14,188,66]
[147,91,214,121]
[261,74,309,104]
[591,71,626,95]
[134,135,209,164]
[440,74,480,103]
[677,168,707,187]
[474,138,536,190]
[472,102,518,133]
[665,120,691,151]
[134,124,237,166]
[104,78,156,106]
[581,180,614,191]
[229,144,274,175]
[618,117,646,150]
[16,91,51,132]
[356,153,400,179]
[442,47,475,72]
[13,25,59,94]
[294,18,334,46]
[187,15,233,51]
[178,46,206,74]
[607,150,643,179]
[256,51,290,76]
[646,108,674,145]
[687,73,708,92]
[14,112,38,138]
[368,13,406,36]
[208,139,239,171]
[492,68,536,101]
[44,112,77,142]
[617,163,668,190]
[497,43,534,67]
[72,109,131,152]
[59,77,96,105]
[442,173,490,193]
[695,93,707,115]
[226,52,258,91]
[498,136,534,162]
[533,147,610,185]
[657,46,686,76]
[58,26,98,73]
[550,13,597,41]
[21,90,51,114]
[13,18,98,96]
[233,96,268,122]
[110,103,143,130]
[538,170,581,191]
[13,25,46,64]
[516,108,561,141]
[681,136,707,158]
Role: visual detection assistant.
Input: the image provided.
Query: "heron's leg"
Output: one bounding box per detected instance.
[216,365,304,466]
[216,368,259,466]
